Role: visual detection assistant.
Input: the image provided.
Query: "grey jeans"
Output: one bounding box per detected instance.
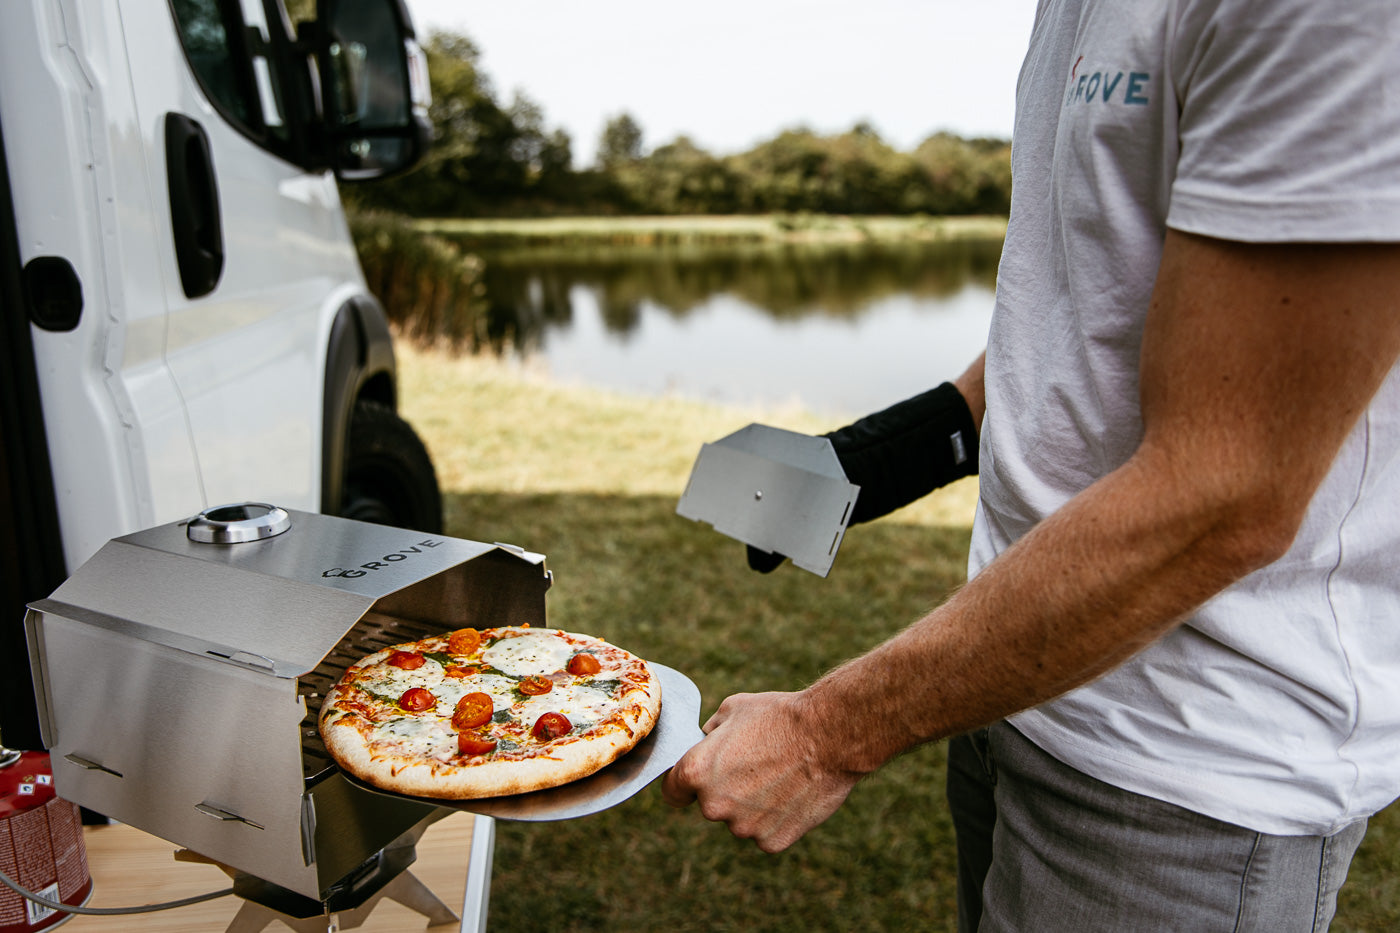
[946,721,1368,932]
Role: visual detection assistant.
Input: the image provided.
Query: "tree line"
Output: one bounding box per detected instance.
[343,32,1012,219]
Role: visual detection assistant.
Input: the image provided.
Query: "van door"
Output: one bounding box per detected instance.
[123,0,366,513]
[1,0,206,571]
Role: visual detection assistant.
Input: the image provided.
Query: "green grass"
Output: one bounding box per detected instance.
[396,344,1400,932]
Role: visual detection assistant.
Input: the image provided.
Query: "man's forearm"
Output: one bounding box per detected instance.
[953,352,986,426]
[798,442,1291,776]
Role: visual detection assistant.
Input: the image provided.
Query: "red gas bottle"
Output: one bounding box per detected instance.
[0,751,91,932]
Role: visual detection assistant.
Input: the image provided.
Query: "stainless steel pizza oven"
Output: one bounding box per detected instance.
[22,505,551,907]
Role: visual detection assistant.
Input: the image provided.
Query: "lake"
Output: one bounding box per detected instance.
[472,237,1002,417]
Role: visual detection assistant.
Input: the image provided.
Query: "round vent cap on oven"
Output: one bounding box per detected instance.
[186,502,292,544]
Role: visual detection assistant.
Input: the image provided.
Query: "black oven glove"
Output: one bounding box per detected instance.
[746,381,980,573]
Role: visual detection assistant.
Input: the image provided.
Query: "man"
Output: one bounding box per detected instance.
[662,0,1400,928]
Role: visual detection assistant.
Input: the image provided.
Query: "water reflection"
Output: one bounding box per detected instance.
[462,238,1003,416]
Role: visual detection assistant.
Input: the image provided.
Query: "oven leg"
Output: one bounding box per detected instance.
[221,866,460,932]
[460,814,495,933]
[222,899,279,933]
[378,868,461,926]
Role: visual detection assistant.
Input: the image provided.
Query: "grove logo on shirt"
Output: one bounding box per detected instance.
[1064,55,1152,108]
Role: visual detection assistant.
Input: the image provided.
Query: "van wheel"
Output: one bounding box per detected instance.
[341,400,443,533]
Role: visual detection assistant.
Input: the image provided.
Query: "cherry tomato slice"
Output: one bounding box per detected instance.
[448,628,482,656]
[518,674,553,696]
[457,733,498,756]
[452,692,494,730]
[566,653,601,676]
[443,665,479,679]
[531,711,572,741]
[387,650,426,670]
[398,687,436,712]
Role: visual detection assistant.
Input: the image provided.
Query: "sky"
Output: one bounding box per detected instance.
[403,0,1040,168]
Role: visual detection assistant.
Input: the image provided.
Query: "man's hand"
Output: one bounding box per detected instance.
[662,691,864,853]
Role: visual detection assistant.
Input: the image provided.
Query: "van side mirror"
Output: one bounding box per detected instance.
[313,0,431,180]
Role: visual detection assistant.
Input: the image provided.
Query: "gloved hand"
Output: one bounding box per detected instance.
[747,545,787,573]
[745,381,979,573]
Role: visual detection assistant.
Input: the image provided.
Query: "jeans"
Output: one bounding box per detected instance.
[946,721,1367,932]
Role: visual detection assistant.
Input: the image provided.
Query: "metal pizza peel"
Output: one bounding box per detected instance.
[342,663,704,822]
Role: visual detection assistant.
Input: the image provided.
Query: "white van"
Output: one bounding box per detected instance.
[1,0,442,748]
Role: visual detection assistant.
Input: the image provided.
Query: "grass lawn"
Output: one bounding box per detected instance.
[395,343,1400,932]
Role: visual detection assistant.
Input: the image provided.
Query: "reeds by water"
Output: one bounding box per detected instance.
[349,209,491,353]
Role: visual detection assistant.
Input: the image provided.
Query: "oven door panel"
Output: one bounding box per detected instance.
[27,609,319,897]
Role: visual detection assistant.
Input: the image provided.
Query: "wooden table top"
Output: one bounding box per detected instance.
[58,814,480,932]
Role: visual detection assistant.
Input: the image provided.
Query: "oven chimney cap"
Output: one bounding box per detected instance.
[186,502,292,544]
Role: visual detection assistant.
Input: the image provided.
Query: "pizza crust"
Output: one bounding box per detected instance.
[323,708,654,799]
[319,627,662,800]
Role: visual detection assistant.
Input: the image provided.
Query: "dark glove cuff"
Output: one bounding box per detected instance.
[823,381,978,524]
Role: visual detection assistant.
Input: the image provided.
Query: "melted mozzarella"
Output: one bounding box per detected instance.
[361,659,437,695]
[482,631,574,677]
[517,683,620,731]
[375,716,456,760]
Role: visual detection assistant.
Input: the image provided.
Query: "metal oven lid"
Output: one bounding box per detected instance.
[677,424,859,577]
[30,508,546,678]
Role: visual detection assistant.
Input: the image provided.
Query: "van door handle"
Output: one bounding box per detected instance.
[164,112,224,299]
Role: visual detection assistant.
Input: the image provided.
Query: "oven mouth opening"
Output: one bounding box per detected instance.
[298,610,450,785]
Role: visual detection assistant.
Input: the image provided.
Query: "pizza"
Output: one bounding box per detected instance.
[319,625,662,799]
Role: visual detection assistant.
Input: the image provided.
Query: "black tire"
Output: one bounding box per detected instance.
[340,399,443,533]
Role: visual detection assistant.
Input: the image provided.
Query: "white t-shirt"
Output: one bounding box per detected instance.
[971,0,1400,835]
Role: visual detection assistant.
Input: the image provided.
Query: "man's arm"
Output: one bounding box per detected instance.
[952,352,985,427]
[662,231,1400,852]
